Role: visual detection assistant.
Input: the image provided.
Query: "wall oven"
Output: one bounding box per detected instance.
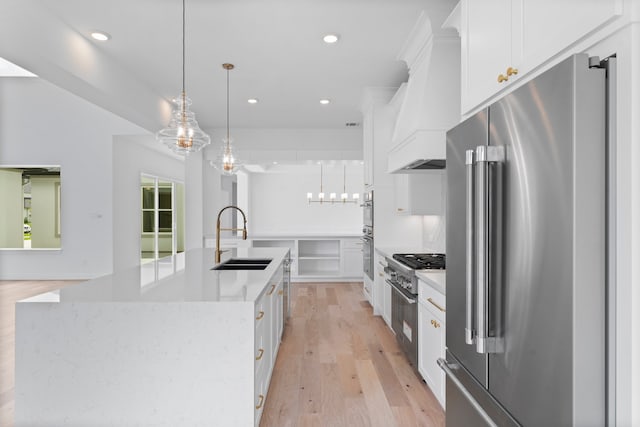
[363,191,373,228]
[362,190,373,281]
[362,226,373,281]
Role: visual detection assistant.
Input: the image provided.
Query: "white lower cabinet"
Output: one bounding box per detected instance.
[342,238,364,279]
[254,263,284,426]
[363,275,373,304]
[373,253,392,329]
[418,279,446,408]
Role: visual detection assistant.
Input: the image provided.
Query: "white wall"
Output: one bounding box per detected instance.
[589,24,640,426]
[0,77,146,279]
[247,164,363,235]
[112,135,184,272]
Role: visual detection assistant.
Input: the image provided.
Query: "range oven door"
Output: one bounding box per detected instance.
[389,280,418,371]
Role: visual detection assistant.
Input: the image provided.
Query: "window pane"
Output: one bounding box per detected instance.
[142,187,155,209]
[158,186,172,209]
[142,211,155,232]
[158,211,172,232]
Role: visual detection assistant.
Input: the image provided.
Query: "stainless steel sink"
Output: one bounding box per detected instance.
[211,258,272,271]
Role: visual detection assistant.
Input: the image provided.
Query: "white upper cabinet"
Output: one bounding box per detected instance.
[395,171,445,216]
[461,0,523,114]
[460,0,625,115]
[362,110,374,189]
[521,0,622,68]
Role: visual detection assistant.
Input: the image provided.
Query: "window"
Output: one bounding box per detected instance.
[140,175,184,264]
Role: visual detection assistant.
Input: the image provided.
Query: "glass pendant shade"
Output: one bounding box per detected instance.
[212,137,241,175]
[156,0,210,155]
[157,92,210,154]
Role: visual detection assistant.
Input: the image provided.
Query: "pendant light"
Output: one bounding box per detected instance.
[211,63,241,174]
[307,164,360,204]
[156,0,210,155]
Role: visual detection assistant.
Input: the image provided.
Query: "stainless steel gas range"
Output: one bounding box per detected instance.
[384,253,445,372]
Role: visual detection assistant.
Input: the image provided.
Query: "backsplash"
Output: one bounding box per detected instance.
[422,215,445,253]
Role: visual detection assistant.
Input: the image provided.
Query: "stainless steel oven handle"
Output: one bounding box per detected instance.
[465,149,475,345]
[437,358,498,427]
[386,279,416,304]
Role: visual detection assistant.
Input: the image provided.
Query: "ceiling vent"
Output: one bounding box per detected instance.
[345,122,360,127]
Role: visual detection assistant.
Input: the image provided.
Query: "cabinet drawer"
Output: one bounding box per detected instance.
[418,280,445,317]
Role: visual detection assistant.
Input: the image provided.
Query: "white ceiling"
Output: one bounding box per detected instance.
[0,0,456,132]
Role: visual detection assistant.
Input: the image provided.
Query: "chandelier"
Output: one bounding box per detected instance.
[156,0,211,155]
[307,164,360,204]
[212,63,241,175]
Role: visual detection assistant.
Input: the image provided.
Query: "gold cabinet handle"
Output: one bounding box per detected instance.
[256,311,264,320]
[430,319,441,328]
[497,73,508,83]
[256,348,264,360]
[267,284,276,295]
[506,66,518,76]
[397,208,405,212]
[278,289,283,296]
[379,272,384,277]
[427,298,445,312]
[256,394,265,409]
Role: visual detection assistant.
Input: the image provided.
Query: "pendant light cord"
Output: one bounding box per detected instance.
[226,67,230,144]
[343,165,346,193]
[182,0,186,94]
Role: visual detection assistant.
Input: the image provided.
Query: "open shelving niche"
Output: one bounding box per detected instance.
[297,239,341,278]
[251,237,360,281]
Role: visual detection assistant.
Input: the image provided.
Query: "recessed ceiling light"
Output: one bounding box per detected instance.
[323,34,339,44]
[247,98,259,104]
[319,99,331,105]
[90,31,111,41]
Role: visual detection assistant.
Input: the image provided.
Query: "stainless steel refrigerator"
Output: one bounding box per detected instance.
[440,54,607,426]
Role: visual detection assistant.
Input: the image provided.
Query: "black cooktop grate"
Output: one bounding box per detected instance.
[392,253,445,270]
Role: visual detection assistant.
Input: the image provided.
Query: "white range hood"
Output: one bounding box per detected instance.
[388,10,460,173]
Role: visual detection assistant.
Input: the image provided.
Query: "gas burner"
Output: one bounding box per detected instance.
[392,253,446,270]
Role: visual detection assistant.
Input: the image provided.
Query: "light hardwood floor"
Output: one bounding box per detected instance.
[261,283,445,427]
[0,280,445,427]
[0,280,79,427]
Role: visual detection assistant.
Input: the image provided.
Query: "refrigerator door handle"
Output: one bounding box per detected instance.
[437,358,498,427]
[465,149,475,345]
[475,146,504,354]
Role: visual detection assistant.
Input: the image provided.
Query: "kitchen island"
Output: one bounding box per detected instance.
[15,247,289,427]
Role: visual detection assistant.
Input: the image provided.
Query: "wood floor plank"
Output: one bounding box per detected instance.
[368,341,410,407]
[336,353,364,398]
[319,363,347,426]
[343,396,373,427]
[355,359,398,427]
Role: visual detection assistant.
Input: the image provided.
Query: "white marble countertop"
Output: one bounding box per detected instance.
[416,270,446,295]
[19,247,289,304]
